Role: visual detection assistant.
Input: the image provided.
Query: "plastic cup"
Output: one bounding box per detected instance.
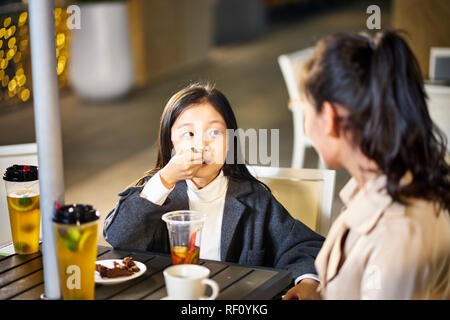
[162,210,206,265]
[3,165,40,254]
[53,204,99,300]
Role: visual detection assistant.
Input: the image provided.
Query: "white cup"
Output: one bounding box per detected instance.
[163,264,219,300]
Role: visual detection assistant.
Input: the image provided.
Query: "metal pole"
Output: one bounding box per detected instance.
[28,0,64,300]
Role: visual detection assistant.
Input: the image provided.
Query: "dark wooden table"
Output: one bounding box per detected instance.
[0,245,293,300]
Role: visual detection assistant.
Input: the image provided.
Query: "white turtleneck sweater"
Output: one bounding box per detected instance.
[140,170,228,261]
[140,170,319,285]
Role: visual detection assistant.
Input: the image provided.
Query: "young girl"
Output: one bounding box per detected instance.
[290,30,450,299]
[103,83,324,299]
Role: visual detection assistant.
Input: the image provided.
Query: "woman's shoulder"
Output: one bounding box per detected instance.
[383,198,448,228]
[371,199,450,250]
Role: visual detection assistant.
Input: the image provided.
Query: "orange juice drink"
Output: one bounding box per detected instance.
[53,204,99,300]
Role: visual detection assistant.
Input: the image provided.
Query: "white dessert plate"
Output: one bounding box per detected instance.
[95,259,146,285]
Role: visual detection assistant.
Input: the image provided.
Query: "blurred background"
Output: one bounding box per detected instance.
[0,0,449,245]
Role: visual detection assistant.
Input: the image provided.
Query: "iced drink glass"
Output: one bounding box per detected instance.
[53,204,99,300]
[162,210,206,265]
[3,165,40,254]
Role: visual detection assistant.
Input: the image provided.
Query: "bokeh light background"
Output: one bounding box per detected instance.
[0,6,70,106]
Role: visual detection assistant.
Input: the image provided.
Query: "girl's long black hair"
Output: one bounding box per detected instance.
[135,83,269,190]
[302,30,449,211]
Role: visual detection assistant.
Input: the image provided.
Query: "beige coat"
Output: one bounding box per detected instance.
[315,175,450,299]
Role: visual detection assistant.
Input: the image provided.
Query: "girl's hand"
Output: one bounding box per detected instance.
[282,278,321,300]
[159,147,203,189]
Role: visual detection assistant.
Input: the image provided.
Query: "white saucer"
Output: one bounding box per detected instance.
[95,259,146,285]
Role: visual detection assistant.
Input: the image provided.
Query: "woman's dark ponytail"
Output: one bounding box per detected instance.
[302,30,450,211]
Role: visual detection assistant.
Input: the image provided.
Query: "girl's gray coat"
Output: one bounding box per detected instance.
[104,177,324,280]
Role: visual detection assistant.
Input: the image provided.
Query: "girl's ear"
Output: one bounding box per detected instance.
[321,101,340,138]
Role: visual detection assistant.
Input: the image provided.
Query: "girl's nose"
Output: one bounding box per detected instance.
[192,133,207,151]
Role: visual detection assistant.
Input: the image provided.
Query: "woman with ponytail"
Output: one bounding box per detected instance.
[289,30,450,299]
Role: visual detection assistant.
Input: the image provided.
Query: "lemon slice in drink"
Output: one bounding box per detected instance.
[78,230,95,251]
[172,246,187,258]
[7,196,38,212]
[67,228,81,242]
[62,228,82,252]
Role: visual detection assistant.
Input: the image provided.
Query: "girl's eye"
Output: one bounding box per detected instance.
[209,129,221,136]
[182,132,194,137]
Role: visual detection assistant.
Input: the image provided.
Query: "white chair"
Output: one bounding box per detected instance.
[248,165,336,237]
[278,47,323,169]
[425,84,450,153]
[0,143,38,253]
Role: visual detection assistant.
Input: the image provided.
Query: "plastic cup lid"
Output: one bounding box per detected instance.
[53,204,99,224]
[3,165,38,182]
